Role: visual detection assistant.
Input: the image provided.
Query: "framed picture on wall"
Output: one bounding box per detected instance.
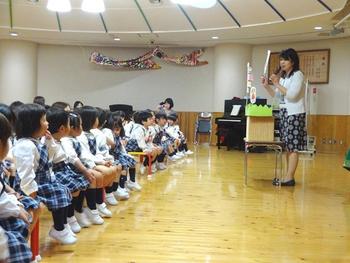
[268,49,330,84]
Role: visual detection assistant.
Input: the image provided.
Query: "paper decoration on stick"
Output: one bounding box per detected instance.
[247,62,253,94]
[246,62,254,106]
[90,47,208,70]
[263,50,271,78]
[250,87,257,104]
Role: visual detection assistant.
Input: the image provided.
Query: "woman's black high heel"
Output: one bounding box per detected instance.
[272,178,295,186]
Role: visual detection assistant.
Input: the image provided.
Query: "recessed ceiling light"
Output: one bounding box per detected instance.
[212,36,219,39]
[114,37,121,41]
[9,32,18,37]
[314,26,323,30]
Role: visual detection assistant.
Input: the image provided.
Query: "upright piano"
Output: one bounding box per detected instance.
[215,98,267,150]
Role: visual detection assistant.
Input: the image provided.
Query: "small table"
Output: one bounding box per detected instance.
[244,140,284,186]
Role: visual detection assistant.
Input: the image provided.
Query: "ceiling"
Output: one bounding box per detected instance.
[0,0,349,47]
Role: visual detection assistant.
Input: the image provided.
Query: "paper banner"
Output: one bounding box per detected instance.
[90,47,208,70]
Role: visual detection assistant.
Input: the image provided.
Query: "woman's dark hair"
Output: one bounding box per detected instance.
[135,110,152,125]
[0,113,12,146]
[279,48,300,78]
[73,101,84,109]
[164,98,174,109]
[52,101,71,111]
[33,96,45,106]
[69,112,81,129]
[46,107,69,134]
[96,107,108,128]
[0,104,14,125]
[155,111,167,120]
[79,106,98,131]
[15,103,46,139]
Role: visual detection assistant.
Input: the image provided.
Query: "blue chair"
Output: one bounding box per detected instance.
[194,112,212,144]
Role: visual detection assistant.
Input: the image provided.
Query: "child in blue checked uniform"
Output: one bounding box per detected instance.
[100,112,129,201]
[0,103,41,234]
[125,111,161,175]
[12,104,75,245]
[105,114,141,192]
[92,108,124,203]
[154,112,179,164]
[61,112,105,226]
[0,113,32,263]
[77,106,119,218]
[166,113,193,158]
[46,108,91,234]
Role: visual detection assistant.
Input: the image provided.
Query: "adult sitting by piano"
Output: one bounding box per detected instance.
[157,98,176,116]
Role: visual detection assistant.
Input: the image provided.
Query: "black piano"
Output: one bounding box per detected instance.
[215,98,267,150]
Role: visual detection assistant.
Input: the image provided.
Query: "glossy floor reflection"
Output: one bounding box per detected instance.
[39,145,350,262]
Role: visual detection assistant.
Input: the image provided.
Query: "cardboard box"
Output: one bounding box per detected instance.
[246,116,274,142]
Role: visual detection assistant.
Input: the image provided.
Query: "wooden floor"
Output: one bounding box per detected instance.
[38,145,350,263]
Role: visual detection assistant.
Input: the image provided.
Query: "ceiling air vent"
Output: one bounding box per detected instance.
[149,0,162,4]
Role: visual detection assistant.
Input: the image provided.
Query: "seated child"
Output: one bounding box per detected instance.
[0,113,33,263]
[106,114,141,191]
[61,112,104,226]
[154,112,179,165]
[77,106,120,216]
[166,113,193,157]
[46,108,91,233]
[125,111,160,175]
[12,104,75,245]
[91,108,122,205]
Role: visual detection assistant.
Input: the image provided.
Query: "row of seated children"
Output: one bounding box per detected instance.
[123,109,193,175]
[0,102,144,262]
[0,101,193,263]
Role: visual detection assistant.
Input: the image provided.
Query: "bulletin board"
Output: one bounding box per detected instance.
[268,49,330,84]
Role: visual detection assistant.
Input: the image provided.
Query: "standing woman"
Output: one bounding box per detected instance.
[261,48,307,186]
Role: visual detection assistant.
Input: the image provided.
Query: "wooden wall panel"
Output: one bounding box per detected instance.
[176,112,350,154]
[308,115,348,154]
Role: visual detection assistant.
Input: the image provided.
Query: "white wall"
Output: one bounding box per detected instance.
[37,45,215,112]
[37,43,254,112]
[2,37,349,114]
[0,40,37,104]
[251,37,350,115]
[214,44,252,112]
